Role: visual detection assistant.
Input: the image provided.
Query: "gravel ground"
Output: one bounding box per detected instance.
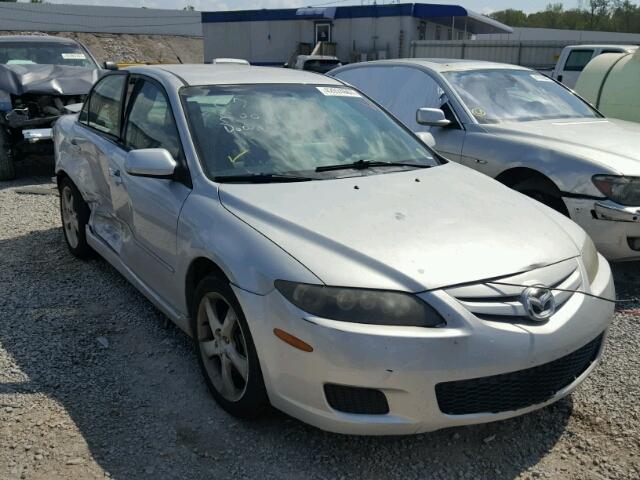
[1,171,639,480]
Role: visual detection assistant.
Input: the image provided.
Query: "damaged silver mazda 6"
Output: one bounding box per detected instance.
[0,35,103,180]
[54,64,615,435]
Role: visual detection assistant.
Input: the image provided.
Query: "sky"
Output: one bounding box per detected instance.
[17,0,584,16]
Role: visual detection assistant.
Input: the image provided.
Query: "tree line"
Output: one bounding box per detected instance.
[489,1,640,33]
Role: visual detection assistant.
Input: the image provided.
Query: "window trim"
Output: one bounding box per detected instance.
[79,71,129,142]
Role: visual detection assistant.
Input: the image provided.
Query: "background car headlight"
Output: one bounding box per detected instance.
[592,175,640,206]
[275,281,445,327]
[581,235,599,284]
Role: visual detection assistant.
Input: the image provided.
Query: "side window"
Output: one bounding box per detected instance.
[87,75,126,137]
[124,80,181,159]
[335,66,447,131]
[564,50,594,72]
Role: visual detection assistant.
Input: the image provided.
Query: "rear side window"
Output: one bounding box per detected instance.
[124,79,182,159]
[564,50,594,72]
[87,75,126,137]
[334,66,446,131]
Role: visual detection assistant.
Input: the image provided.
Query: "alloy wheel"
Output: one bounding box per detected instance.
[61,186,80,249]
[197,292,249,402]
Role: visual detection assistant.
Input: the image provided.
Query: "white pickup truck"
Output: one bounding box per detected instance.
[551,44,638,88]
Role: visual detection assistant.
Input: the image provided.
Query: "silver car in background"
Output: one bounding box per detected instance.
[54,64,614,435]
[330,59,640,261]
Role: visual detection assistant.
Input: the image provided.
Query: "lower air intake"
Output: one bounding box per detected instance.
[435,334,603,415]
[324,384,389,415]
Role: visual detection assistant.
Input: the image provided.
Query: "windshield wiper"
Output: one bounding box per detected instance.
[315,159,431,173]
[214,173,314,183]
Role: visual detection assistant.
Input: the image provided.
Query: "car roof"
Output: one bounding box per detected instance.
[127,64,344,86]
[333,58,530,73]
[0,35,79,44]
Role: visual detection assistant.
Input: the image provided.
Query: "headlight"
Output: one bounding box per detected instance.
[274,281,445,327]
[581,235,599,284]
[592,175,640,206]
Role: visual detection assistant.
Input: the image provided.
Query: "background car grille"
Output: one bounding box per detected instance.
[324,384,390,415]
[435,333,603,415]
[445,259,581,323]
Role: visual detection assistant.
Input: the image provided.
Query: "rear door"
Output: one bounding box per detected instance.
[76,72,129,251]
[116,75,192,301]
[559,48,594,88]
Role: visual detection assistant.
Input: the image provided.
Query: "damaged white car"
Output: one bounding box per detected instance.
[0,35,103,180]
[54,64,614,435]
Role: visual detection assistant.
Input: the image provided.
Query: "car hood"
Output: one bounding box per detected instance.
[483,117,640,174]
[219,163,581,292]
[0,64,100,96]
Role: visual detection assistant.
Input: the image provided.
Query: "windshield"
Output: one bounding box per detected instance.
[181,84,438,179]
[0,42,96,68]
[443,69,599,124]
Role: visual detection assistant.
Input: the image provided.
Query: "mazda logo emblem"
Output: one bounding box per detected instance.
[521,285,556,322]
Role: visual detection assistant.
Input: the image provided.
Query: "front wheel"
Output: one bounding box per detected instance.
[192,276,269,418]
[512,179,569,217]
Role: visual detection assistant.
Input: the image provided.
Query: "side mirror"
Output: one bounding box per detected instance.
[415,131,436,148]
[283,62,289,68]
[416,108,451,127]
[103,61,118,70]
[125,149,176,179]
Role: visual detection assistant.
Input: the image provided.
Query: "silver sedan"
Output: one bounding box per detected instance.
[330,59,640,261]
[54,64,614,435]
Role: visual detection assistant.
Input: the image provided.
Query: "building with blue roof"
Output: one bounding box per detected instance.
[201,3,512,65]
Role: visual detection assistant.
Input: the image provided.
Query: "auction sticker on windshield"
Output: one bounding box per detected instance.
[316,86,361,97]
[61,53,87,60]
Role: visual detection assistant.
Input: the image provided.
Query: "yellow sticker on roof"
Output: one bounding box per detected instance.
[316,86,361,97]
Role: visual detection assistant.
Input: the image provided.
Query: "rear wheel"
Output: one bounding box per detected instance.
[192,276,268,418]
[0,128,16,181]
[59,177,93,258]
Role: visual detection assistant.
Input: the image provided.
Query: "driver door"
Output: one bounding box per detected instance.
[114,76,192,301]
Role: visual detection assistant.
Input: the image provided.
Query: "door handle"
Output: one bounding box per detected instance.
[475,158,488,165]
[108,167,122,185]
[70,137,85,146]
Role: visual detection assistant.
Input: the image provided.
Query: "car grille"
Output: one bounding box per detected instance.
[435,333,603,415]
[446,259,581,323]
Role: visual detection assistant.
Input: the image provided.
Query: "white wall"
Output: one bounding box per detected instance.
[479,27,640,43]
[203,17,471,64]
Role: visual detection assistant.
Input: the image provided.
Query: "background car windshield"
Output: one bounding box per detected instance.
[181,84,437,178]
[444,69,599,124]
[0,42,96,68]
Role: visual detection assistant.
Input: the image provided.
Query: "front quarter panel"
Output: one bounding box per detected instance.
[175,190,323,313]
[461,130,609,197]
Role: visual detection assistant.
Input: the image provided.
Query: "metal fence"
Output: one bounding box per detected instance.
[0,3,201,37]
[410,40,638,69]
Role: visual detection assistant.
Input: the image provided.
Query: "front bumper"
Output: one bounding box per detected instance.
[233,254,615,435]
[565,197,640,261]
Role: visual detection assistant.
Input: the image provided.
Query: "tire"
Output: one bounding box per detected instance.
[512,179,570,217]
[59,177,94,258]
[192,275,269,419]
[0,128,16,181]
